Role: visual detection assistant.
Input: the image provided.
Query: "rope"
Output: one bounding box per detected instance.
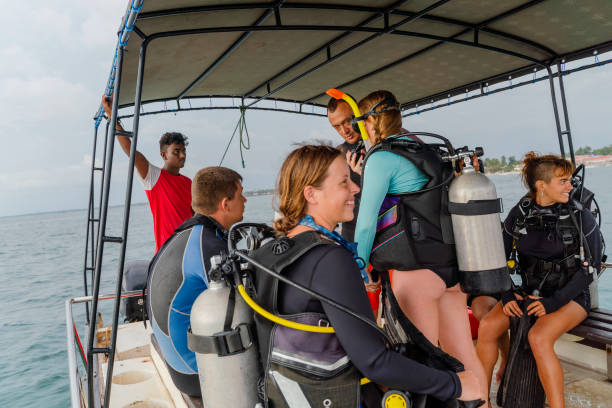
[219,107,251,168]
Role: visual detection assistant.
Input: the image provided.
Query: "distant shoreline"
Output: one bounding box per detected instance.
[486,161,612,176]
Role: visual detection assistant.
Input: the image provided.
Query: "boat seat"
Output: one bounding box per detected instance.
[568,308,612,380]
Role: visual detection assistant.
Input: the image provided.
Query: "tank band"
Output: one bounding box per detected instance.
[448,198,503,216]
[187,323,254,356]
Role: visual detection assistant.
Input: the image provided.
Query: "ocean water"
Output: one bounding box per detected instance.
[0,168,611,407]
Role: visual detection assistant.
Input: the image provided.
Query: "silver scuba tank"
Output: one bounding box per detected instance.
[189,278,260,407]
[448,160,511,295]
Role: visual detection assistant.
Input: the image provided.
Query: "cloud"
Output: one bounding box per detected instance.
[0,155,91,191]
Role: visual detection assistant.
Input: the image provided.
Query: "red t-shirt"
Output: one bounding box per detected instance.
[142,164,193,252]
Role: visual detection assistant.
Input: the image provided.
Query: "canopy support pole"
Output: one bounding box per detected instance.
[546,64,576,164]
[87,45,124,408]
[81,125,100,324]
[101,40,148,408]
[546,65,567,160]
[556,61,576,164]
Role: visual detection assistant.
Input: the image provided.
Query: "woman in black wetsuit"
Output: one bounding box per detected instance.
[254,144,481,407]
[476,153,601,408]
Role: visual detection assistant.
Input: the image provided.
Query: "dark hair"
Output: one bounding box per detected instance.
[274,144,342,234]
[357,90,402,141]
[192,167,243,215]
[521,152,574,198]
[159,132,189,152]
[327,97,349,113]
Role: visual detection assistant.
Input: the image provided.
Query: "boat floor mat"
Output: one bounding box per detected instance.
[496,303,545,408]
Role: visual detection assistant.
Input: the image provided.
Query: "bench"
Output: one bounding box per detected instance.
[568,308,612,380]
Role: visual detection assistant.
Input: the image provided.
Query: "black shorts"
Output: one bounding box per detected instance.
[430,265,460,288]
[572,289,590,314]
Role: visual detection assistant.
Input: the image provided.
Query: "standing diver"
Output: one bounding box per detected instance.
[476,152,602,408]
[250,144,482,407]
[352,90,490,404]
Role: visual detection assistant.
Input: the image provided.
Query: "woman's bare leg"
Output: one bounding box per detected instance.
[528,301,587,408]
[439,285,489,406]
[471,296,510,383]
[476,302,510,401]
[391,268,446,345]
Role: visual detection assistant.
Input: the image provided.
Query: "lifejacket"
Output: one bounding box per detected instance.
[363,135,456,271]
[512,197,581,294]
[250,231,361,408]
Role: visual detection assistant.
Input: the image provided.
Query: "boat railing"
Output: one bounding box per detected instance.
[65,290,144,408]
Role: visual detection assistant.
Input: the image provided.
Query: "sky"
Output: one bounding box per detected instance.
[1,1,612,217]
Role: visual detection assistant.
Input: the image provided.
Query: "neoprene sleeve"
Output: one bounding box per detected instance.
[278,244,461,401]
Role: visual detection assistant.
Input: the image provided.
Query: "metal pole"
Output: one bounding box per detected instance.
[94,120,111,265]
[103,40,147,408]
[546,65,566,157]
[556,61,576,164]
[87,45,124,408]
[82,126,100,323]
[65,300,82,408]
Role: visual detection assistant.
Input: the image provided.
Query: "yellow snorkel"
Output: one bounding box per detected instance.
[326,88,371,150]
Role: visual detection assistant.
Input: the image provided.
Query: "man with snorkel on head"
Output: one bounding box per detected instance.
[327,97,363,242]
[102,96,193,252]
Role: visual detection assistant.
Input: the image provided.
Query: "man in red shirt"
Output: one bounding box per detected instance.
[102,96,193,252]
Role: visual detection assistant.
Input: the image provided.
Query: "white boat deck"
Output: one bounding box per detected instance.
[97,321,612,408]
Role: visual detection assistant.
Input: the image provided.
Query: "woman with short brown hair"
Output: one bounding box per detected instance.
[476,152,601,407]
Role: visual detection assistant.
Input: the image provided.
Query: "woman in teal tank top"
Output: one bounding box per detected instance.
[353,90,490,407]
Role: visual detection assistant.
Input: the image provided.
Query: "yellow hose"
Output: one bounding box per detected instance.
[237,285,371,385]
[326,88,370,144]
[237,284,335,333]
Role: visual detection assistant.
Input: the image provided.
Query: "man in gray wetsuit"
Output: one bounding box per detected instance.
[327,98,362,241]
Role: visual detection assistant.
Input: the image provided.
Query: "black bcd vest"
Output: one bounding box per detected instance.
[250,231,360,408]
[513,198,581,294]
[362,135,457,271]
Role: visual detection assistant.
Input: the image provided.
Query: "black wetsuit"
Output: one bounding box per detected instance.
[338,141,362,241]
[500,203,601,313]
[278,240,461,401]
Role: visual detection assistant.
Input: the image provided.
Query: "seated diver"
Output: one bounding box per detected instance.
[350,90,490,403]
[146,166,247,396]
[476,152,602,408]
[250,144,482,407]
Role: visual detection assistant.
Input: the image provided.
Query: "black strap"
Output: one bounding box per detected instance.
[188,323,254,356]
[448,198,503,216]
[224,286,236,331]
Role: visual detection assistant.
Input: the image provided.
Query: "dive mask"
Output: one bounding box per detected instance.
[350,96,401,133]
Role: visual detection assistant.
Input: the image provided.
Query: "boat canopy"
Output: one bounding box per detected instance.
[98,0,612,121]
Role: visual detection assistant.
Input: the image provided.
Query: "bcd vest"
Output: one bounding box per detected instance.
[513,198,581,294]
[250,231,361,408]
[363,135,457,271]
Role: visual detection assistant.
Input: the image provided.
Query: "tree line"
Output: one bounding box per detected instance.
[574,144,612,156]
[483,144,612,174]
